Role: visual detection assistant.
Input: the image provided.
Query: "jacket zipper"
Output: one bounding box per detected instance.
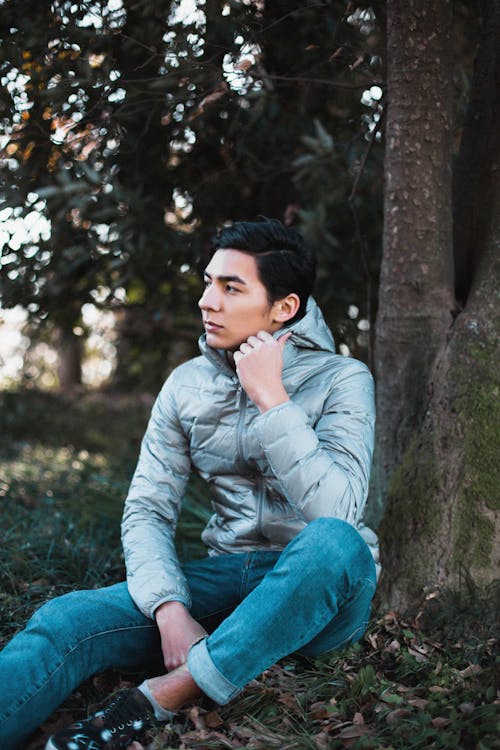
[235,386,265,540]
[255,475,264,539]
[235,385,247,465]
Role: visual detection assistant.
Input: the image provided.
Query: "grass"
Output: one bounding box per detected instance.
[0,388,498,750]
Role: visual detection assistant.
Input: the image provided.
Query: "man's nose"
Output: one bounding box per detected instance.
[198,284,221,310]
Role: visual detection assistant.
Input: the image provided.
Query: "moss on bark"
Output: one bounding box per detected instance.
[455,344,500,510]
[450,341,499,574]
[379,331,499,612]
[378,432,441,608]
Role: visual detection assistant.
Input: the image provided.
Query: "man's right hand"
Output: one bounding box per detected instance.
[154,601,208,671]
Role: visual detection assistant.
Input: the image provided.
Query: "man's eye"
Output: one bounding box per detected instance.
[226,284,239,293]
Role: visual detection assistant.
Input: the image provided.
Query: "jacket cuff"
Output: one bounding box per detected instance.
[151,594,192,619]
[127,580,192,620]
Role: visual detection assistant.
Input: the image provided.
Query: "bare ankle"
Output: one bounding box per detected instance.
[148,663,202,711]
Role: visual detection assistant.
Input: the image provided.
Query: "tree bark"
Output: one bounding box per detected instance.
[377,0,500,610]
[453,0,500,304]
[57,327,83,390]
[374,0,456,498]
[379,169,499,611]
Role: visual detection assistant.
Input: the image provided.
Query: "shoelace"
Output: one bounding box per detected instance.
[98,692,152,730]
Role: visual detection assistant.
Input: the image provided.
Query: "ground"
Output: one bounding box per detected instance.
[0,388,498,750]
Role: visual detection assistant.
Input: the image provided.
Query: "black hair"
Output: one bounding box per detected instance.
[211,218,316,324]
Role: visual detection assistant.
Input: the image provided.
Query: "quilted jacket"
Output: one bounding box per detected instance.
[121,298,379,619]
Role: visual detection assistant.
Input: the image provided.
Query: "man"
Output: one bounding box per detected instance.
[0,218,379,750]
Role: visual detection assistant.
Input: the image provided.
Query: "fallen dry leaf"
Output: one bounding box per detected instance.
[408,697,429,710]
[386,638,401,653]
[179,729,239,748]
[431,717,451,728]
[458,664,482,679]
[408,646,429,663]
[386,708,411,724]
[458,702,475,714]
[336,724,372,738]
[187,705,206,732]
[309,701,331,720]
[313,730,330,748]
[278,692,299,710]
[395,684,413,693]
[205,710,224,728]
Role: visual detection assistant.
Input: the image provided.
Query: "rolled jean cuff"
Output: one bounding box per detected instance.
[187,636,241,705]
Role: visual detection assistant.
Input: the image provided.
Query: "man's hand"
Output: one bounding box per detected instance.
[233,330,291,413]
[155,601,208,671]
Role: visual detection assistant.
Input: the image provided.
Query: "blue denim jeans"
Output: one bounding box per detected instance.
[0,518,376,749]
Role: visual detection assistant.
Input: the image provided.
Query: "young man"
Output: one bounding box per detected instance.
[0,219,379,750]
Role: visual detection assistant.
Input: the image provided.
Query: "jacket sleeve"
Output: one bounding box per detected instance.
[121,372,192,619]
[253,358,375,525]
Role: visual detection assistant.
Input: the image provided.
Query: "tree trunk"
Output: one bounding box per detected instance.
[374,0,456,498]
[377,0,500,610]
[379,172,499,611]
[57,328,83,390]
[452,0,500,304]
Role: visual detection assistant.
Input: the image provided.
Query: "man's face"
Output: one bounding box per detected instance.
[199,248,281,351]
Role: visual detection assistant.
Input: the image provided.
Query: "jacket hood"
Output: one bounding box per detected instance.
[284,297,336,353]
[198,297,336,376]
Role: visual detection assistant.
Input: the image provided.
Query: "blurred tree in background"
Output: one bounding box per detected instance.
[0,0,384,390]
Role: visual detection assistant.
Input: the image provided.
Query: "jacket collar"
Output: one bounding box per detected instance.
[198,297,336,377]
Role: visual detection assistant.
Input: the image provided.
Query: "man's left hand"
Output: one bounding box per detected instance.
[233,330,291,413]
[155,601,208,671]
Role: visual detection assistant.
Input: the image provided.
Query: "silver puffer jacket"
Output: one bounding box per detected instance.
[122,298,379,619]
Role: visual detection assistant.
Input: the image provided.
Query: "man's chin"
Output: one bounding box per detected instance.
[206,331,229,349]
[205,329,253,352]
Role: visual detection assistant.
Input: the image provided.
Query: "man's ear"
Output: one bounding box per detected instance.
[272,293,300,323]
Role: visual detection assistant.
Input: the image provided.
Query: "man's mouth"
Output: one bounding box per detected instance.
[204,320,223,332]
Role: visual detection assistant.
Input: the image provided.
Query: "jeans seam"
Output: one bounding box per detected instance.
[300,576,376,657]
[0,623,155,724]
[238,552,252,600]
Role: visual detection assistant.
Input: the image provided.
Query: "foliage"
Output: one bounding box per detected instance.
[0,0,384,384]
[0,388,210,643]
[1,389,498,750]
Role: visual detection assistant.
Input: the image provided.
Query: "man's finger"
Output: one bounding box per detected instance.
[278,332,292,349]
[256,330,275,342]
[247,335,262,348]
